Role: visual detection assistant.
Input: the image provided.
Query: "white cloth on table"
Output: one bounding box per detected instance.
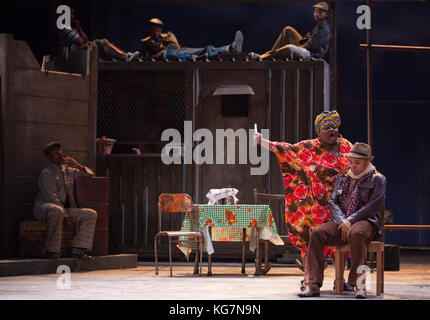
[206,188,239,205]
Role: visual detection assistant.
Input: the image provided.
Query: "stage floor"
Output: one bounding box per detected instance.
[1,252,430,300]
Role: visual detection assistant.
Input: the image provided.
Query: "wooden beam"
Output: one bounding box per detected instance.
[0,254,137,277]
[385,225,430,231]
[98,60,325,71]
[359,44,430,52]
[98,0,425,3]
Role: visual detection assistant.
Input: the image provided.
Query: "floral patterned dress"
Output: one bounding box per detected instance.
[269,137,352,258]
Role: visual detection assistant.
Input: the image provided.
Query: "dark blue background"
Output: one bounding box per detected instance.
[3,1,430,246]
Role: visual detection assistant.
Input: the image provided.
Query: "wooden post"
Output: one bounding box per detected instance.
[168,237,172,277]
[194,237,199,275]
[242,227,246,274]
[208,253,212,276]
[381,248,385,293]
[366,0,373,147]
[334,247,344,294]
[154,234,159,275]
[264,240,269,273]
[376,248,382,295]
[0,34,14,258]
[255,228,260,276]
[199,235,203,276]
[208,226,212,276]
[329,1,337,109]
[88,43,98,170]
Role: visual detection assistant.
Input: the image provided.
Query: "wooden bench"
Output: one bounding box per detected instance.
[19,177,109,258]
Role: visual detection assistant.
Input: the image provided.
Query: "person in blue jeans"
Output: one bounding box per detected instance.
[58,7,139,62]
[140,18,243,61]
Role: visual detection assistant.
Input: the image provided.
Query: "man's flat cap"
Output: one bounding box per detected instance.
[313,2,329,11]
[148,18,164,27]
[43,141,61,156]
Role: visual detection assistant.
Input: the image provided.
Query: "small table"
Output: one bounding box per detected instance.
[178,204,284,275]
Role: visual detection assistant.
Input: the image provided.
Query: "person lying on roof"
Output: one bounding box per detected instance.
[251,2,331,61]
[57,7,139,62]
[140,18,243,61]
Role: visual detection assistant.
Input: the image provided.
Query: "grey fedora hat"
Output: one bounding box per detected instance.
[346,142,374,160]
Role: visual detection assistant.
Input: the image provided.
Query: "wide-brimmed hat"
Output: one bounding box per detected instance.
[148,18,164,27]
[346,142,374,160]
[43,141,61,156]
[313,2,329,11]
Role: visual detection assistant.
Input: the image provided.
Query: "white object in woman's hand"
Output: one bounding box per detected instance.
[254,132,262,145]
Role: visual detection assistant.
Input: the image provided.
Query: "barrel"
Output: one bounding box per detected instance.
[75,177,109,256]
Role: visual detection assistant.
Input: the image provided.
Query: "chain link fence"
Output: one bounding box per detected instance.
[97,70,186,153]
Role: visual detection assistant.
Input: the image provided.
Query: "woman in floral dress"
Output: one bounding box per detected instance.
[255,110,352,271]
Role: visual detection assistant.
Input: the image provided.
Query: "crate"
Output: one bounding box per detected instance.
[75,177,109,256]
[19,220,75,258]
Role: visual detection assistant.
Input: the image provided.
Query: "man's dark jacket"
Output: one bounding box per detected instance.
[329,171,387,240]
[300,18,331,59]
[140,32,180,58]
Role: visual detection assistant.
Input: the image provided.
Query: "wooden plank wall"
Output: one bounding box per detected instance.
[96,155,186,256]
[0,34,97,258]
[0,36,329,259]
[96,60,329,261]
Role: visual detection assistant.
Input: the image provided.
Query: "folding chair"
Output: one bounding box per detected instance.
[154,193,203,276]
[252,188,288,274]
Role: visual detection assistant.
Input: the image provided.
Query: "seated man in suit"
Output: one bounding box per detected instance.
[298,142,386,299]
[33,141,97,260]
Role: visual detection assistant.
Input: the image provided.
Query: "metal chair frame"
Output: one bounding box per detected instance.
[252,188,289,274]
[154,193,203,277]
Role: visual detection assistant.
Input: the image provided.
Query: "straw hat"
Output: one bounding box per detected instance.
[148,18,164,27]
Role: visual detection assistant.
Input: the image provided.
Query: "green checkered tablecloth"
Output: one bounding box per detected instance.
[177,204,284,256]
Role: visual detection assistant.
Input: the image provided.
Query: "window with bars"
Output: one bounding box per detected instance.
[97,70,186,153]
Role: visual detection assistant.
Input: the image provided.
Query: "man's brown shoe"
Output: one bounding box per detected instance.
[297,284,320,297]
[46,251,59,259]
[69,247,93,261]
[333,281,355,291]
[344,283,355,292]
